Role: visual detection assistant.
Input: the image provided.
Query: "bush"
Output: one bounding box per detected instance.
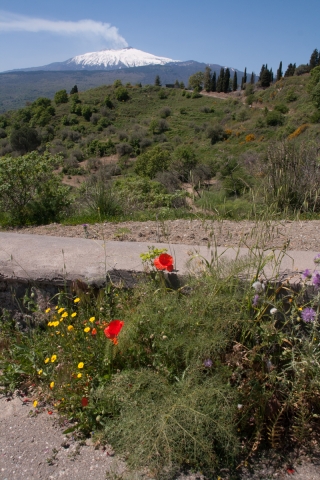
[170,145,198,181]
[274,103,289,114]
[115,87,129,102]
[135,145,171,178]
[207,125,227,145]
[0,151,70,225]
[54,89,68,105]
[295,64,311,75]
[286,89,298,102]
[10,126,41,153]
[116,142,133,157]
[266,111,285,126]
[87,139,116,157]
[159,106,171,118]
[80,176,122,217]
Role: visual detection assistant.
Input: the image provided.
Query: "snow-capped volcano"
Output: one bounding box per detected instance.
[67,47,178,70]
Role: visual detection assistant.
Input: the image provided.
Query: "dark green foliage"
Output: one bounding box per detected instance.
[116,142,133,157]
[241,67,247,90]
[170,145,198,181]
[295,64,310,76]
[216,67,224,93]
[135,145,171,178]
[284,63,296,77]
[311,82,320,109]
[203,66,212,92]
[158,88,168,99]
[266,111,285,126]
[115,87,129,102]
[276,61,282,81]
[232,71,238,91]
[207,125,227,144]
[154,75,161,87]
[211,71,216,92]
[81,105,92,121]
[70,85,78,95]
[259,64,272,87]
[223,68,230,93]
[309,48,319,70]
[219,157,252,196]
[286,89,298,102]
[10,125,41,153]
[54,89,68,105]
[250,71,255,84]
[274,103,289,114]
[103,95,113,108]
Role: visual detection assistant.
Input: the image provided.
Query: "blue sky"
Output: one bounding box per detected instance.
[0,0,319,73]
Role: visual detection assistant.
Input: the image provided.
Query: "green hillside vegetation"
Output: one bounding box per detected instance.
[0,67,320,226]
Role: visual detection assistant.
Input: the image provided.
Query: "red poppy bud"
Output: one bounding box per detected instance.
[81,397,89,407]
[91,328,97,336]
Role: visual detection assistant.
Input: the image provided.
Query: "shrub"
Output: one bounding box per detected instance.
[170,145,198,181]
[158,89,168,100]
[87,139,116,157]
[135,145,171,178]
[266,111,285,126]
[10,126,41,153]
[295,64,310,75]
[288,124,308,140]
[274,103,289,114]
[159,106,171,118]
[115,87,129,102]
[286,89,298,102]
[0,151,70,225]
[207,125,227,145]
[54,89,68,105]
[245,133,255,142]
[116,142,133,157]
[80,176,122,217]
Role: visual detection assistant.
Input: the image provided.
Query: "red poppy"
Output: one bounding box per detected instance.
[91,328,97,336]
[104,320,124,340]
[47,410,53,415]
[287,468,295,475]
[81,397,89,407]
[153,253,174,272]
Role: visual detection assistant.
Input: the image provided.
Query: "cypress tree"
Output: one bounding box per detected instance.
[211,72,216,92]
[232,71,238,91]
[284,63,296,77]
[241,67,247,90]
[276,61,282,81]
[203,66,212,92]
[310,49,319,70]
[223,68,230,93]
[155,75,161,86]
[216,68,225,93]
[250,72,255,84]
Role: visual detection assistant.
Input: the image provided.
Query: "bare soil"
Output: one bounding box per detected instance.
[9,219,320,252]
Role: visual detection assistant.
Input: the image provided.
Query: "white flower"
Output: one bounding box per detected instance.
[270,308,278,315]
[252,281,265,293]
[237,404,243,409]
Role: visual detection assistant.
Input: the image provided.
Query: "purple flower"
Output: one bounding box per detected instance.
[312,272,320,287]
[301,307,317,323]
[252,294,259,306]
[314,253,320,264]
[82,224,88,228]
[203,359,213,368]
[302,269,312,280]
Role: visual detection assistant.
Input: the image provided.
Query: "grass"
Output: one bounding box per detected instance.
[1,241,320,478]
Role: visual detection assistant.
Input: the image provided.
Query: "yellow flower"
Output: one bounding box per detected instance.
[33,400,38,408]
[44,357,50,364]
[53,321,59,327]
[58,307,65,314]
[77,373,82,378]
[56,331,60,335]
[50,381,54,389]
[45,308,51,313]
[298,307,303,311]
[84,327,90,333]
[78,362,84,369]
[51,354,57,362]
[55,306,58,310]
[89,317,95,323]
[67,325,74,331]
[74,297,80,303]
[71,312,77,318]
[47,322,52,327]
[38,369,43,375]
[61,312,68,318]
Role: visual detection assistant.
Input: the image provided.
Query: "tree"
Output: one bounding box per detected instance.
[70,85,78,95]
[54,89,68,105]
[203,66,212,92]
[211,72,216,92]
[135,145,171,178]
[250,72,255,84]
[223,68,230,93]
[309,49,319,70]
[155,75,161,87]
[276,61,282,81]
[284,63,296,77]
[241,67,247,90]
[174,79,180,88]
[10,125,41,153]
[216,68,225,93]
[188,72,204,91]
[259,64,272,87]
[81,106,92,121]
[0,151,70,224]
[115,87,129,101]
[170,145,198,181]
[232,71,238,91]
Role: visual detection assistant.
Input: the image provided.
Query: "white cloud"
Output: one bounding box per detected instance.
[0,11,128,48]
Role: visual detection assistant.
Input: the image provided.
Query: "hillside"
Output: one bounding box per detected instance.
[0,71,319,227]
